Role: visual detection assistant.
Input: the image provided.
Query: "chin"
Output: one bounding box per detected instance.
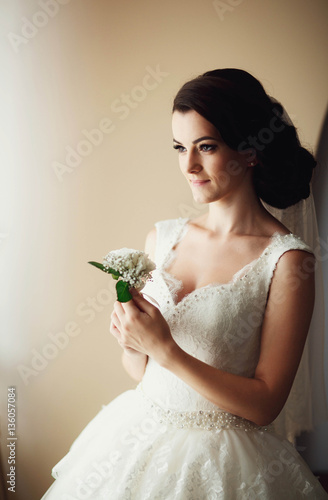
[192,196,208,205]
[192,193,217,205]
[191,188,220,205]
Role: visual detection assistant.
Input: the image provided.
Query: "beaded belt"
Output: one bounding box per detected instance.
[137,384,272,433]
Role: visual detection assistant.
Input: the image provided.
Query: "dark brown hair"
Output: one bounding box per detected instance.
[173,68,316,208]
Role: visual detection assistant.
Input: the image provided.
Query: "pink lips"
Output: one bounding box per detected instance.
[190,180,210,186]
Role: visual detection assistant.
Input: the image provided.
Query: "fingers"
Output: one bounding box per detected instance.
[109,320,119,338]
[111,326,129,351]
[113,300,126,321]
[124,289,158,316]
[110,317,136,352]
[110,304,136,350]
[111,308,121,328]
[110,308,122,341]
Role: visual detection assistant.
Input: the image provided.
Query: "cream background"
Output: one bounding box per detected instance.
[0,0,327,498]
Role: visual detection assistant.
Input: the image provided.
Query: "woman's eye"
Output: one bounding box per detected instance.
[172,143,216,153]
[173,144,186,153]
[199,144,217,152]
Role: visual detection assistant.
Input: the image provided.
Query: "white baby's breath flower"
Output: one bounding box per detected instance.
[102,248,156,291]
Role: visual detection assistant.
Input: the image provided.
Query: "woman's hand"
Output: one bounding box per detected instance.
[110,289,176,365]
[110,310,140,355]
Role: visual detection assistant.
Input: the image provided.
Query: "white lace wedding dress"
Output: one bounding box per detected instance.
[41,218,328,499]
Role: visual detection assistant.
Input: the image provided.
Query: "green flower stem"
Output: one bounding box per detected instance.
[88,261,132,302]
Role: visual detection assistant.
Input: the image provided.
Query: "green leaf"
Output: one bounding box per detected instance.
[88,261,121,277]
[116,281,132,302]
[88,261,106,272]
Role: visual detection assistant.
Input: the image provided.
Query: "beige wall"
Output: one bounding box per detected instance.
[0,0,327,498]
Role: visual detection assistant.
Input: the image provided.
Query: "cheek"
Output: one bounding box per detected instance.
[211,157,247,188]
[212,169,232,189]
[226,158,245,175]
[178,157,187,175]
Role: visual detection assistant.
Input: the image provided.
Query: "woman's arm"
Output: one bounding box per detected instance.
[111,227,157,382]
[160,249,315,425]
[115,249,315,426]
[121,349,148,382]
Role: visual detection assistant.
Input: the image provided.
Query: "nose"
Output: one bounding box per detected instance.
[182,149,202,174]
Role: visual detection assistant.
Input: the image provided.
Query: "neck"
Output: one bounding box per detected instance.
[202,185,268,238]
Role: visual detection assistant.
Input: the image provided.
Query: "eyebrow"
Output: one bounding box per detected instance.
[173,135,219,145]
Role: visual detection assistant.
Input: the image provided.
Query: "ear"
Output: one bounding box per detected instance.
[237,144,257,164]
[248,160,257,167]
[245,148,257,165]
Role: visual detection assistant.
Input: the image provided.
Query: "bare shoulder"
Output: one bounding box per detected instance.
[264,219,291,237]
[258,205,294,237]
[262,209,315,266]
[144,226,157,260]
[269,246,315,304]
[278,246,315,264]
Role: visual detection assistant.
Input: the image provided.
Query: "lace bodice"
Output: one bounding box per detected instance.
[43,216,328,500]
[141,218,313,416]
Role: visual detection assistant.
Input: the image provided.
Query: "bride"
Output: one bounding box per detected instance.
[42,69,328,499]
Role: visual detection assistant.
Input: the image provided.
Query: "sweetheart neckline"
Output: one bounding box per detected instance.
[160,230,293,307]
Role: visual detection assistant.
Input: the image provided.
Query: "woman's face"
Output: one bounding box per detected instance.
[172,110,252,205]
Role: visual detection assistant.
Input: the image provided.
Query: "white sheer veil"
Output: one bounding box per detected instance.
[261,101,328,443]
[262,193,327,443]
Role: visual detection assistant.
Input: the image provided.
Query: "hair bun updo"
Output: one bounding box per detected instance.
[172,68,316,209]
